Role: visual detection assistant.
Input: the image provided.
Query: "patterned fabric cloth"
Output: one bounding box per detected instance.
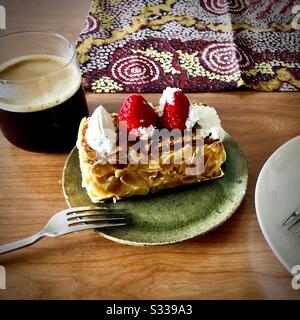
[76,0,300,93]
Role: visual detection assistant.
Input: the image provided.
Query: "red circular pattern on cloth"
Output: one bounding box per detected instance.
[110,54,161,85]
[201,0,247,15]
[77,1,300,93]
[201,42,253,75]
[80,14,100,35]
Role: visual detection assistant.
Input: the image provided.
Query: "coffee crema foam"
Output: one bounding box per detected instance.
[0,54,82,113]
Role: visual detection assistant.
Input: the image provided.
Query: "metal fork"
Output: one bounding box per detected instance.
[283,206,300,235]
[0,206,126,254]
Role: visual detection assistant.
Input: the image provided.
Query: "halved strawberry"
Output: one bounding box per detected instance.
[160,91,190,131]
[119,94,158,133]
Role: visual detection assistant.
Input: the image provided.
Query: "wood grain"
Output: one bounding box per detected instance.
[0,0,300,300]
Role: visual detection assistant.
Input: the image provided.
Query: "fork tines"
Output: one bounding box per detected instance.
[67,207,126,228]
[283,207,300,235]
[66,206,124,215]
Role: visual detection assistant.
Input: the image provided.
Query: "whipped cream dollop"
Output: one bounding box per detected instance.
[159,87,181,117]
[185,104,225,141]
[85,105,117,154]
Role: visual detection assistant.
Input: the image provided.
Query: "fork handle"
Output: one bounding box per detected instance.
[0,231,44,254]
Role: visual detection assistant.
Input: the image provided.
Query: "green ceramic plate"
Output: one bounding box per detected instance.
[62,134,248,246]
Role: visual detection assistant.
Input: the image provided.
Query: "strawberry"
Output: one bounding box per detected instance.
[119,94,158,134]
[160,91,190,131]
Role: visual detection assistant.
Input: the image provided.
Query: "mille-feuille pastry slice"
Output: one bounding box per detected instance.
[77,87,226,203]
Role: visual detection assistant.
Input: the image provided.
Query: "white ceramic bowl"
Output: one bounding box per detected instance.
[255,135,300,274]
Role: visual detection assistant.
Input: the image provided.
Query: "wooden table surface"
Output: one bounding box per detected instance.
[0,0,300,300]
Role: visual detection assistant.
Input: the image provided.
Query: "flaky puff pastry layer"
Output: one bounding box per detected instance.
[77,114,226,203]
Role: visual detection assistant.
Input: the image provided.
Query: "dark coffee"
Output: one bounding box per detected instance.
[0,86,88,151]
[0,54,89,151]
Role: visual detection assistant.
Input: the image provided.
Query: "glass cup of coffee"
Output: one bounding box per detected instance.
[0,31,89,152]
